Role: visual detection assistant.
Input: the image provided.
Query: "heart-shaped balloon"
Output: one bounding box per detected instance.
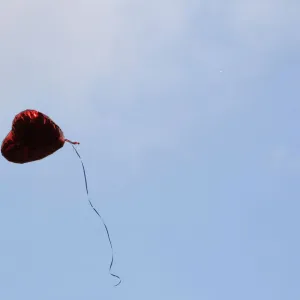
[1,109,78,164]
[1,110,122,286]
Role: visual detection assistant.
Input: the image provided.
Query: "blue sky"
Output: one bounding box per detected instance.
[0,0,299,299]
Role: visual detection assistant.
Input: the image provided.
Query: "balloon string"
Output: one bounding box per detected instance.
[66,139,121,287]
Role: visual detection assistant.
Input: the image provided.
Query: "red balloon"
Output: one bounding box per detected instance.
[1,109,79,164]
[1,109,121,286]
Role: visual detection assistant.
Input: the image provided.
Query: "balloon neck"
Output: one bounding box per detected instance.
[65,138,80,145]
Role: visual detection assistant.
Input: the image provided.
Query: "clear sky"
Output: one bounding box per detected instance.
[0,1,299,299]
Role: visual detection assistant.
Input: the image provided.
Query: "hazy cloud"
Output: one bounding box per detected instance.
[0,0,298,163]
